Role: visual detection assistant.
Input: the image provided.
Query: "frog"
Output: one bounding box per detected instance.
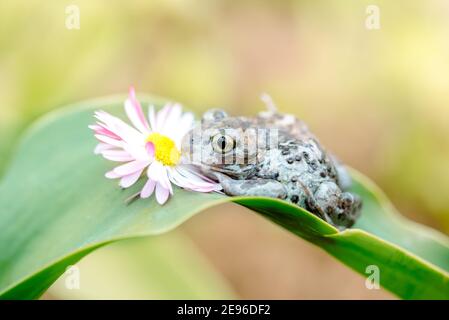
[180,96,362,229]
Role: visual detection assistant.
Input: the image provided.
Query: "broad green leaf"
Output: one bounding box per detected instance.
[47,232,235,299]
[0,96,448,299]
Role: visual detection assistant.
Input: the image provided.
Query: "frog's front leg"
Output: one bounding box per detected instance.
[214,172,288,199]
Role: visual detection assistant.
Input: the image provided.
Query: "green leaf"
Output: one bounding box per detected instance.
[1,96,448,299]
[47,233,235,299]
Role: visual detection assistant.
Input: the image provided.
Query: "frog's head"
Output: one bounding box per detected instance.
[181,109,269,179]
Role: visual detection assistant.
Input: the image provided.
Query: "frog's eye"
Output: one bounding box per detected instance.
[211,134,235,153]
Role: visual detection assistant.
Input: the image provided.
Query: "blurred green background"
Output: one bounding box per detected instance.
[1,0,448,299]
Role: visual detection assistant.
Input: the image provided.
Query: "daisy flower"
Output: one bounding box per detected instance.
[90,87,221,204]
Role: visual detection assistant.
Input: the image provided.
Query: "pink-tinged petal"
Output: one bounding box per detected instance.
[140,179,156,198]
[89,124,121,140]
[155,182,170,204]
[124,87,150,134]
[113,160,149,176]
[101,150,134,162]
[168,169,190,189]
[95,110,142,139]
[94,143,115,154]
[119,169,143,188]
[177,165,221,189]
[148,105,157,131]
[97,128,121,140]
[105,170,121,179]
[145,141,155,158]
[169,166,220,192]
[94,111,124,131]
[94,111,143,144]
[95,134,123,148]
[176,165,216,184]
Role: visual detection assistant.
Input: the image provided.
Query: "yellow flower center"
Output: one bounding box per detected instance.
[146,133,180,166]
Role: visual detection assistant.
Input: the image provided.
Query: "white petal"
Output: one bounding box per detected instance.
[147,161,163,181]
[176,165,216,185]
[119,169,143,188]
[161,103,182,136]
[173,112,195,147]
[95,110,144,144]
[95,134,123,148]
[160,166,173,194]
[169,166,220,192]
[124,99,150,134]
[105,170,121,179]
[155,182,170,204]
[155,103,172,132]
[94,143,115,154]
[140,179,156,198]
[113,160,149,176]
[122,142,150,162]
[147,162,173,194]
[148,105,157,131]
[101,150,134,162]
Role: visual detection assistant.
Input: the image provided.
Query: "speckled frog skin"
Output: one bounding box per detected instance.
[181,106,362,229]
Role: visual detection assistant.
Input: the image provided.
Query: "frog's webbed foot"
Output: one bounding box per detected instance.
[313,181,362,229]
[214,172,287,199]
